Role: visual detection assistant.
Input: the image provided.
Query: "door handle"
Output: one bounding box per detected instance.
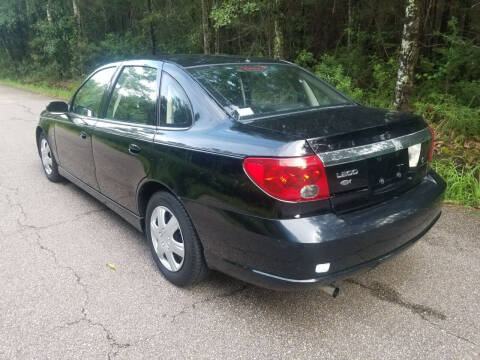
[80,131,87,139]
[128,143,141,154]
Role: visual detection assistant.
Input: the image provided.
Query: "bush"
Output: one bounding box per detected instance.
[313,54,364,102]
[414,94,480,137]
[295,51,364,102]
[433,159,480,208]
[29,17,77,80]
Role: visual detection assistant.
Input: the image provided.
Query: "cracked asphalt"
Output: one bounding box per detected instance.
[1,83,479,359]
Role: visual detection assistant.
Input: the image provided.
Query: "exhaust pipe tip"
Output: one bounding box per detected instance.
[320,284,340,298]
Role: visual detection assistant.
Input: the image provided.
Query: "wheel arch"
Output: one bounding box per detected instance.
[137,180,184,231]
[35,126,44,155]
[136,179,207,248]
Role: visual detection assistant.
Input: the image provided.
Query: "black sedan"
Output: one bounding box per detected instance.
[36,55,445,294]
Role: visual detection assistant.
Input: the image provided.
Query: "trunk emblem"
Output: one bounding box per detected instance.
[336,169,359,179]
[340,179,352,186]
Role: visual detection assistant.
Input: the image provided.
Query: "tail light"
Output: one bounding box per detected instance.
[243,155,330,202]
[428,126,435,161]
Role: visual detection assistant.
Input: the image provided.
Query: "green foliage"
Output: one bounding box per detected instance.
[295,51,364,102]
[417,19,480,106]
[211,0,262,28]
[367,57,397,108]
[414,95,480,137]
[313,56,364,102]
[433,159,480,208]
[29,17,76,79]
[98,33,149,63]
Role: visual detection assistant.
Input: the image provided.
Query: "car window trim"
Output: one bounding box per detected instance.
[157,70,195,130]
[102,64,160,126]
[93,117,158,129]
[69,66,118,117]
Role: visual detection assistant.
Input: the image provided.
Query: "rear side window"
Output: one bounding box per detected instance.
[106,66,158,125]
[159,72,192,128]
[72,67,116,117]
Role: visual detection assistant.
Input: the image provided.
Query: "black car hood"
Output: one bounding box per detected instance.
[242,105,425,140]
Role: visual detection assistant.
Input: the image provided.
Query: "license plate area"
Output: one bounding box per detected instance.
[368,150,409,193]
[326,160,369,194]
[328,149,421,213]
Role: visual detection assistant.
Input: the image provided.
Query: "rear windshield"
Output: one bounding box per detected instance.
[187,63,352,119]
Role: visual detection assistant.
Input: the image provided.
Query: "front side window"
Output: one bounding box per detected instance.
[72,67,116,117]
[159,72,192,128]
[188,64,352,119]
[106,66,158,125]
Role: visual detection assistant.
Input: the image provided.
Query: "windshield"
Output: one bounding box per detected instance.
[187,63,352,119]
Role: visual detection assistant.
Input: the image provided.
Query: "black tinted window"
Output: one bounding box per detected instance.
[159,72,192,128]
[73,67,116,117]
[188,64,351,119]
[106,66,158,125]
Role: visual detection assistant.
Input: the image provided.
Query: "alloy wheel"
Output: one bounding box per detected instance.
[40,138,53,175]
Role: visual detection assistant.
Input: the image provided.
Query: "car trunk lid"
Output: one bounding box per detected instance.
[244,105,433,212]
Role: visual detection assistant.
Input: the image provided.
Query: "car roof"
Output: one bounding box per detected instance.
[162,54,284,68]
[115,54,285,69]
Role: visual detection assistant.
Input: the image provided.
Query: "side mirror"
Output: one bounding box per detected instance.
[46,101,69,113]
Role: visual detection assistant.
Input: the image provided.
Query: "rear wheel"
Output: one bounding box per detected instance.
[38,132,63,182]
[146,191,208,287]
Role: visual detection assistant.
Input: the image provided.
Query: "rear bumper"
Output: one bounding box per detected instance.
[186,170,446,290]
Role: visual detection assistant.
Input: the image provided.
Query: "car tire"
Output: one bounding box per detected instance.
[38,132,63,183]
[146,191,209,287]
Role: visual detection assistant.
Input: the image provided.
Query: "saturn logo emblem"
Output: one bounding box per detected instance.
[340,179,352,186]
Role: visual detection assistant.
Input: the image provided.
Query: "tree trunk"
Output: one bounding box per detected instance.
[273,0,284,59]
[347,0,352,49]
[101,0,108,35]
[24,0,30,19]
[215,27,220,54]
[72,0,81,36]
[0,32,13,62]
[393,0,421,112]
[201,0,212,54]
[212,0,220,53]
[146,0,156,55]
[46,0,53,23]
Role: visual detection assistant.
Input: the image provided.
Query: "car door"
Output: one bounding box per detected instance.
[92,65,159,212]
[55,66,117,189]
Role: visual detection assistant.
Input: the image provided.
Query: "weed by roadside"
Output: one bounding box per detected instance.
[0,78,75,100]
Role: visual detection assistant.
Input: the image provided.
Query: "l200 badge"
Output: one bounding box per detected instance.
[336,169,359,179]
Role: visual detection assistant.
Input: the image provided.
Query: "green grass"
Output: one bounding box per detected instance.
[0,78,73,100]
[432,159,480,208]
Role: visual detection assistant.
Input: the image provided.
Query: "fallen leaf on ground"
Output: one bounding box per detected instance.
[107,263,117,271]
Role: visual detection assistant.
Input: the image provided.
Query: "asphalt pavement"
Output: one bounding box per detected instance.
[0,83,479,359]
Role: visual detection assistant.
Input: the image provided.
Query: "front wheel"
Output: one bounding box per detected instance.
[38,132,63,182]
[146,191,209,287]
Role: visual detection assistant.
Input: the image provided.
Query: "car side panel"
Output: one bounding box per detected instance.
[54,113,99,189]
[92,120,155,212]
[37,112,59,159]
